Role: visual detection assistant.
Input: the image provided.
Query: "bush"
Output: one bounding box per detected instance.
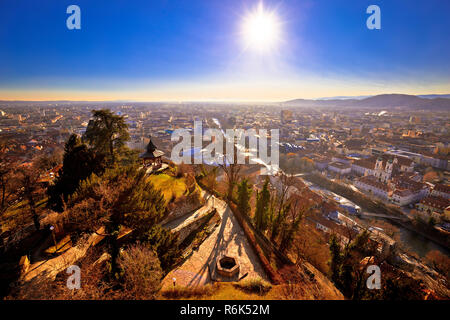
[117,243,163,299]
[234,278,272,295]
[143,225,181,272]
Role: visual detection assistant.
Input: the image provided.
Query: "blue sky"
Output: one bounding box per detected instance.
[0,0,449,101]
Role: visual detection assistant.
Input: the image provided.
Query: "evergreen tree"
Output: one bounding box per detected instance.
[237,178,252,217]
[254,178,270,232]
[68,165,166,232]
[328,231,378,299]
[143,224,181,272]
[48,134,104,211]
[328,234,342,286]
[58,165,166,274]
[83,109,130,165]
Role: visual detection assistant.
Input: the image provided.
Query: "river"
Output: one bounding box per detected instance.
[358,214,449,258]
[307,182,449,258]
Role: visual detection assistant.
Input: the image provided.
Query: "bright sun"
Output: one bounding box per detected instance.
[242,3,281,53]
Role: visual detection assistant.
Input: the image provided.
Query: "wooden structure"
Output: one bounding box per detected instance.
[139,136,164,169]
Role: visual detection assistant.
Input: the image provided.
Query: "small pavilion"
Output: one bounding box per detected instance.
[139,136,165,169]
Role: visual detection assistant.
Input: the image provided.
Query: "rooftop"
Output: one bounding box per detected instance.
[139,136,165,159]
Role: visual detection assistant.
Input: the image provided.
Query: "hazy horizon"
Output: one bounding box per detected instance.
[1,92,450,104]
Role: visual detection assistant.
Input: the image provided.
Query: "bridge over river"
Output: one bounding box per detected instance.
[359,212,410,222]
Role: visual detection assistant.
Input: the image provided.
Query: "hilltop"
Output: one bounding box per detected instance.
[284,94,450,110]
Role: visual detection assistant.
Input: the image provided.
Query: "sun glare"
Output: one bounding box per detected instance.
[241,3,281,53]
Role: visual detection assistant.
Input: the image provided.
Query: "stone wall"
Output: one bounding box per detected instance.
[161,190,205,225]
[173,209,218,245]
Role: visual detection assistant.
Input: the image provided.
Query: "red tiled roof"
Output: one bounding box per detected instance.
[420,196,450,210]
[329,161,351,169]
[434,184,450,194]
[353,159,375,170]
[357,175,391,192]
[391,176,427,192]
[392,189,412,197]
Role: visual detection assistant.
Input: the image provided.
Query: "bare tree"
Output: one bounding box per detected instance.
[279,193,311,253]
[269,174,302,239]
[16,164,45,231]
[0,143,17,216]
[201,165,218,192]
[218,140,242,201]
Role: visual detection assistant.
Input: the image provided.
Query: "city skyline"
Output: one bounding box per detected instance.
[1,0,449,305]
[1,0,450,101]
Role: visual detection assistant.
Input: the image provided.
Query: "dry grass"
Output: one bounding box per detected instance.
[161,282,340,300]
[160,283,276,300]
[234,278,272,296]
[201,283,275,300]
[161,284,215,299]
[147,174,188,203]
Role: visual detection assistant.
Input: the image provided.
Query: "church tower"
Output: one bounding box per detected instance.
[385,158,393,174]
[384,158,394,182]
[375,157,383,171]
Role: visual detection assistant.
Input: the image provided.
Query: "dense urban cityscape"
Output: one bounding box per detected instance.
[0,95,449,301]
[1,0,449,310]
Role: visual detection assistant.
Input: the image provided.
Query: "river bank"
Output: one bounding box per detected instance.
[302,172,449,257]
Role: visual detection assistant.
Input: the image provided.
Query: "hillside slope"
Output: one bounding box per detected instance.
[284,94,450,110]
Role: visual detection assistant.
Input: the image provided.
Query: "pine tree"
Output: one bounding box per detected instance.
[237,178,252,217]
[143,224,181,272]
[47,134,105,211]
[328,234,342,286]
[58,165,166,274]
[254,178,270,232]
[83,109,130,165]
[328,230,377,299]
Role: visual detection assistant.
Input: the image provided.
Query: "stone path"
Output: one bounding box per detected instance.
[162,195,268,289]
[21,227,106,282]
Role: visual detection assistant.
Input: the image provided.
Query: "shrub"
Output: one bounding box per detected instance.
[278,282,306,300]
[234,278,272,295]
[117,243,163,299]
[143,225,181,272]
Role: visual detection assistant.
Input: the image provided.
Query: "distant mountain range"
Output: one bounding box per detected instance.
[1,94,450,110]
[284,94,450,110]
[316,94,450,100]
